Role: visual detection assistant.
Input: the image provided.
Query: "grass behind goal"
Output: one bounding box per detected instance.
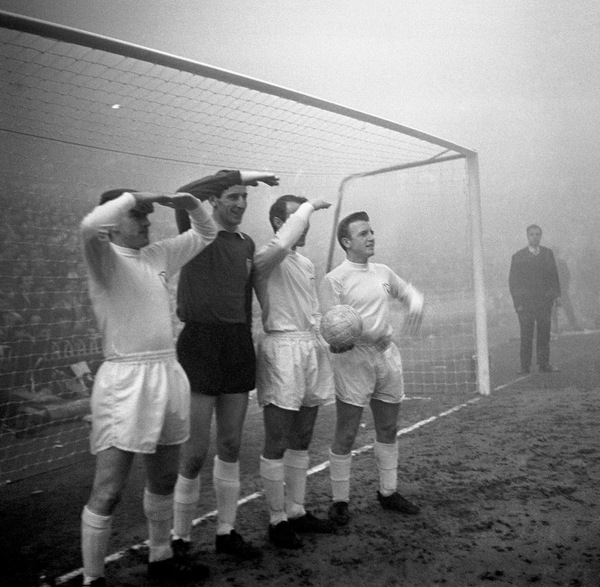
[0,11,484,485]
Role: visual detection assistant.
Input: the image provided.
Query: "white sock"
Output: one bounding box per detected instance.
[329,449,352,503]
[143,489,173,563]
[173,473,200,541]
[259,456,287,525]
[213,456,240,536]
[81,505,111,582]
[374,440,398,497]
[284,449,309,519]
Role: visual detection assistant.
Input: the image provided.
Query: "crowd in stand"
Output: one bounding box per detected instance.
[0,191,98,392]
[0,190,494,396]
[1,189,597,400]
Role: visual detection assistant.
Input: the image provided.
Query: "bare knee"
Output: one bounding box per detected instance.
[180,453,207,478]
[289,409,317,451]
[263,430,288,460]
[146,470,178,495]
[288,431,311,452]
[332,429,356,455]
[87,485,123,516]
[375,423,398,444]
[218,437,241,462]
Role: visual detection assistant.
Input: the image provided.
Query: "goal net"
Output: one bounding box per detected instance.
[0,12,487,485]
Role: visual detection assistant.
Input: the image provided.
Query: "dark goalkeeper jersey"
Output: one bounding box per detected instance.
[176,229,254,324]
[175,169,254,325]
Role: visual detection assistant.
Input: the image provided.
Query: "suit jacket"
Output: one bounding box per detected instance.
[509,246,561,311]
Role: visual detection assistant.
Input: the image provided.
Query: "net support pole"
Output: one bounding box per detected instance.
[467,153,490,395]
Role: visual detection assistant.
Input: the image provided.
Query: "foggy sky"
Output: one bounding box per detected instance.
[1,0,598,256]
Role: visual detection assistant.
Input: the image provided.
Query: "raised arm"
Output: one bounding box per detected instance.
[80,192,137,288]
[254,199,331,278]
[81,191,212,286]
[177,171,243,203]
[239,171,280,187]
[175,170,279,233]
[175,170,243,232]
[158,195,217,276]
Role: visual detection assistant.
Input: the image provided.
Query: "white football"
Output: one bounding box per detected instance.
[321,305,363,347]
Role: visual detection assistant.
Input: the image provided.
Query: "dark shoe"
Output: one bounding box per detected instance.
[517,367,530,375]
[215,530,262,560]
[288,511,336,534]
[89,580,106,587]
[328,501,350,526]
[171,537,191,559]
[539,364,560,373]
[377,491,420,515]
[268,520,303,549]
[148,556,209,583]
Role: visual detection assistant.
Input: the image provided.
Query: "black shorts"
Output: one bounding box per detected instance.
[177,322,256,396]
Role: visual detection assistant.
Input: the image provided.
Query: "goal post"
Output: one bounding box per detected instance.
[0,10,488,485]
[326,150,490,398]
[466,153,490,396]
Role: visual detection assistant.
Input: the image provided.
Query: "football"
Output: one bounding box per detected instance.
[321,305,363,348]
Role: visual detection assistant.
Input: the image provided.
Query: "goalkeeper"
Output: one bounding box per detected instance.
[79,188,216,586]
[254,195,336,550]
[319,211,424,526]
[172,170,278,563]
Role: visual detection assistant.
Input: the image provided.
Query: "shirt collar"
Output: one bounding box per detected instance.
[528,246,540,255]
[345,259,369,270]
[111,243,140,257]
[213,218,245,239]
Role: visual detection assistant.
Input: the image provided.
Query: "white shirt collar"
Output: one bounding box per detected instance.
[345,259,369,270]
[111,242,140,257]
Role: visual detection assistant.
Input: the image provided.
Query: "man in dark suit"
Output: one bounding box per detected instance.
[509,224,561,374]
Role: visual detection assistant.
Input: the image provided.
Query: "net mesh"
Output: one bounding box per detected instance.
[0,19,478,484]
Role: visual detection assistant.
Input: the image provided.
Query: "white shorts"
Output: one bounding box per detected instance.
[90,350,191,455]
[329,342,404,407]
[256,332,334,410]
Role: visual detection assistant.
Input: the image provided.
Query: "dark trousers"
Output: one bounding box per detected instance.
[517,305,552,368]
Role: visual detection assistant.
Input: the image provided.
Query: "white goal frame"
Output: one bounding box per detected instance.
[0,9,489,484]
[327,152,488,396]
[0,8,489,389]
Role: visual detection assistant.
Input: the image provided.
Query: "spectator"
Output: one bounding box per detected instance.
[509,224,561,374]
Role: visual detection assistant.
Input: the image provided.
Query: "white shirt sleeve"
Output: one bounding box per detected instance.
[157,202,217,278]
[253,202,314,279]
[389,269,424,314]
[80,193,137,288]
[319,274,341,315]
